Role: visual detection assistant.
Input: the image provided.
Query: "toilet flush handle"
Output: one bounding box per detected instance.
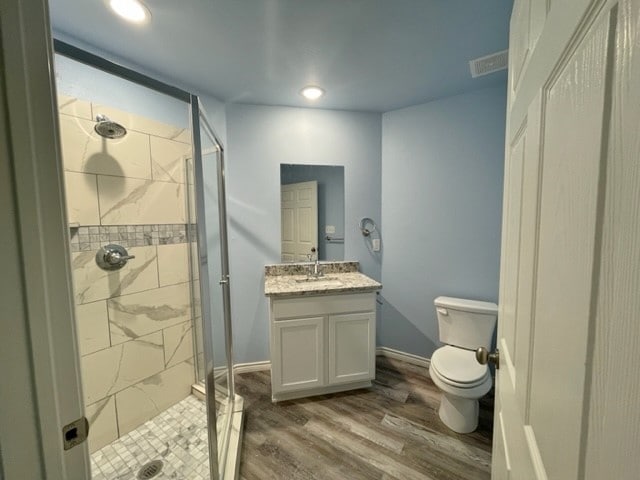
[476,347,500,369]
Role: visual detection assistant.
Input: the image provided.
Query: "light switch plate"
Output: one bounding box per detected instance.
[372,238,380,251]
[325,225,336,234]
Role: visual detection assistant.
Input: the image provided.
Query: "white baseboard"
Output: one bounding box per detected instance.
[232,360,271,374]
[376,346,431,368]
[226,350,428,377]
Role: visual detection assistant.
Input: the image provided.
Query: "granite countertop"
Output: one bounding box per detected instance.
[264,261,382,297]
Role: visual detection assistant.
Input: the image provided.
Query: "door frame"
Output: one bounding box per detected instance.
[0,0,90,477]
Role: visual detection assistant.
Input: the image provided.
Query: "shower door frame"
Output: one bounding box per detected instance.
[190,97,236,478]
[53,39,233,480]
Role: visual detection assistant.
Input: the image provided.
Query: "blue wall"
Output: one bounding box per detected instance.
[380,85,506,358]
[226,104,382,364]
[281,164,345,261]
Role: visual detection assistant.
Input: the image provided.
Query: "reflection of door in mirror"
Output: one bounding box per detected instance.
[281,181,318,262]
[281,164,345,261]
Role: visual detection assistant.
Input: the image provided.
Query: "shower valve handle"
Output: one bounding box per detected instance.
[96,244,135,271]
[106,251,135,264]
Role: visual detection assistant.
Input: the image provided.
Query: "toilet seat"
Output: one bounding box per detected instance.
[431,346,489,388]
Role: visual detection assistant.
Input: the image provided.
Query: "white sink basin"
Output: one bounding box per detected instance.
[295,276,344,287]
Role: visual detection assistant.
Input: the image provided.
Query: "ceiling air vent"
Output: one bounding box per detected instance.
[469,50,509,78]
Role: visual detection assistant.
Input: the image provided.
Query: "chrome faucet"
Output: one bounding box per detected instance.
[306,247,324,278]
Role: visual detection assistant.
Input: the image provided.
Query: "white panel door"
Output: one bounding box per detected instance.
[271,316,325,393]
[493,1,640,478]
[327,312,375,385]
[281,181,318,262]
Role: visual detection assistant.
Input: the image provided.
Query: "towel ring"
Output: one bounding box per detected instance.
[359,217,377,237]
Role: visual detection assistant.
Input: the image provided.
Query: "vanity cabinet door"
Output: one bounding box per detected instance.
[271,316,325,393]
[327,312,375,385]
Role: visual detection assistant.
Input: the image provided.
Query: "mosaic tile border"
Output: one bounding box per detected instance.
[70,224,197,252]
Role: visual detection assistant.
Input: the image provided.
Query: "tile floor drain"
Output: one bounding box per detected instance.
[137,460,163,479]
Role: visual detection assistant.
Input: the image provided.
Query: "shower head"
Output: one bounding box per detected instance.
[94,114,127,139]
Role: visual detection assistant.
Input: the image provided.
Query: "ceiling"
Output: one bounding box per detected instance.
[48,0,513,113]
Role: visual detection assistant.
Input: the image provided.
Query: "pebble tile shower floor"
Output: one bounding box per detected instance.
[90,395,210,480]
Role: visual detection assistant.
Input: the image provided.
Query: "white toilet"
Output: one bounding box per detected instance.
[428,296,498,433]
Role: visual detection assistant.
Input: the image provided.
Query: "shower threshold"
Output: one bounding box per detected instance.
[191,382,245,480]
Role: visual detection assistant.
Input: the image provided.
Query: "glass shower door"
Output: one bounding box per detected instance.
[189,97,234,479]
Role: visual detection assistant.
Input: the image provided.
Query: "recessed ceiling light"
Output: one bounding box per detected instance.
[300,86,325,100]
[108,0,151,24]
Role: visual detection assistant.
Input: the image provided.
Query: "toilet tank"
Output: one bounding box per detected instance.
[434,296,498,350]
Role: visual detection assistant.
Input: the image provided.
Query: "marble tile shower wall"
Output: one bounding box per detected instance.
[58,94,199,453]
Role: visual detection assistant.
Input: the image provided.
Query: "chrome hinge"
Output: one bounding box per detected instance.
[62,416,89,450]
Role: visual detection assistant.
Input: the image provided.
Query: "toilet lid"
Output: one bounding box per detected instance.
[431,346,488,385]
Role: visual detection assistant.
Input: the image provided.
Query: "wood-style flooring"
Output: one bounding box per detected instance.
[235,356,493,480]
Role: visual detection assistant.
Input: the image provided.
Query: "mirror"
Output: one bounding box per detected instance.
[280,164,345,262]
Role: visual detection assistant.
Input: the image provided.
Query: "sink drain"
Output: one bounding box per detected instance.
[137,460,163,479]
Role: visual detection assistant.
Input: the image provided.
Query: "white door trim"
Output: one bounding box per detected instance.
[0,0,90,477]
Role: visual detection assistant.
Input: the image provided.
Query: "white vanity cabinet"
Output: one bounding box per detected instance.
[269,292,376,402]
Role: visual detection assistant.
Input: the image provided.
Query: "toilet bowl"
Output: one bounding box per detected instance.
[429,345,492,433]
[429,296,497,434]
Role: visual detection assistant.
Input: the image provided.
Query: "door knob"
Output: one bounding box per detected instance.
[475,347,500,369]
